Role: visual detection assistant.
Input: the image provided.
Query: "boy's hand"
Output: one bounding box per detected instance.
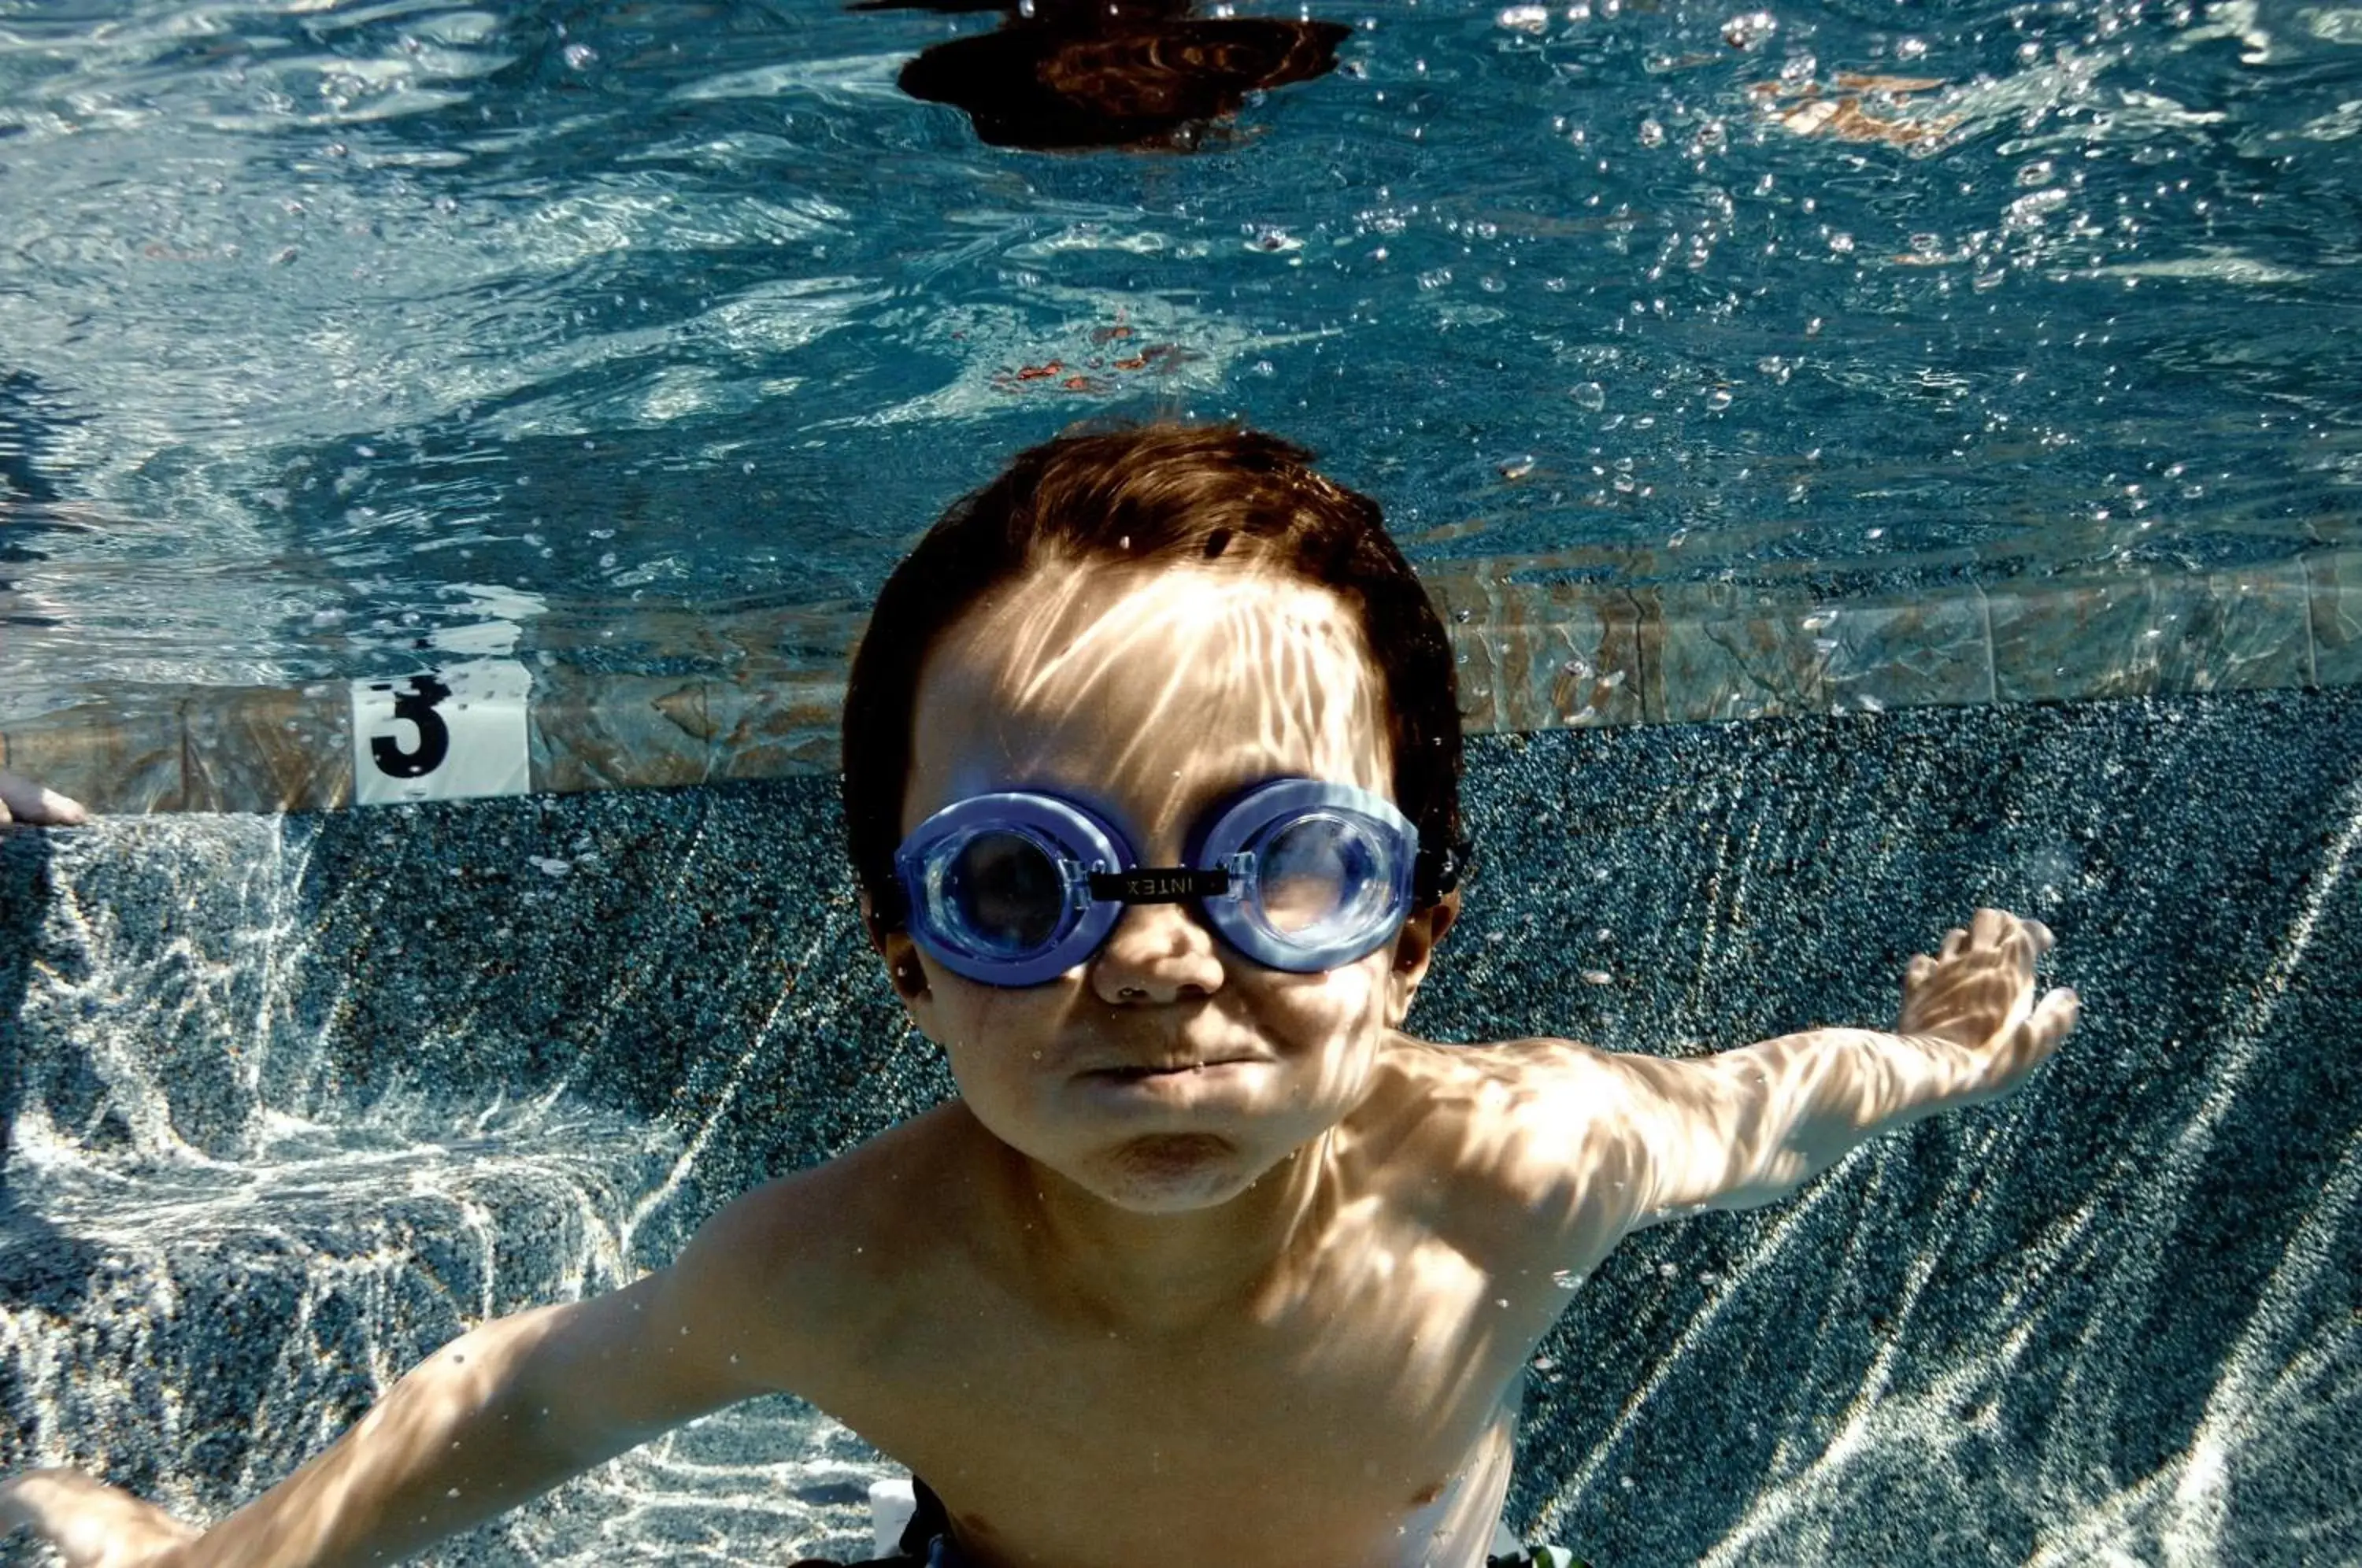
[1898,908,2079,1097]
[0,1469,198,1567]
[0,768,89,828]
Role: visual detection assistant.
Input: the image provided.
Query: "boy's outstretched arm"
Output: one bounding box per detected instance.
[0,1182,816,1568]
[1594,908,2079,1226]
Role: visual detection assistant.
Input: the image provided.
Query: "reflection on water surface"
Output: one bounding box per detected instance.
[0,0,2356,712]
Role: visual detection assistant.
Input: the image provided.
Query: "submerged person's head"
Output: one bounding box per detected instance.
[853,0,1352,153]
[844,420,1464,931]
[840,421,1466,1208]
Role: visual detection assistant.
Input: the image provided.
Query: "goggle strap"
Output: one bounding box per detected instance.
[1417,837,1472,902]
[1086,866,1232,904]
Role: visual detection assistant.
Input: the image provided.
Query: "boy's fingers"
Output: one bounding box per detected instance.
[0,1470,200,1568]
[1904,953,1935,986]
[2031,986,2079,1045]
[0,1468,93,1535]
[0,1465,183,1529]
[1939,926,1968,960]
[2,1464,99,1514]
[2025,918,2055,955]
[1,1466,59,1518]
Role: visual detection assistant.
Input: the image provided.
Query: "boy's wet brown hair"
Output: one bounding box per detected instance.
[842,420,1467,937]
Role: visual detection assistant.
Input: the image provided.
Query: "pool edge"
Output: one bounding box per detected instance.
[9,548,2360,815]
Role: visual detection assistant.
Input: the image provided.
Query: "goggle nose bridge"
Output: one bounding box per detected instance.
[1082,855,1251,908]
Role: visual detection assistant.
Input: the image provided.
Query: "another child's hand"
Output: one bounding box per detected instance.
[0,1469,198,1567]
[1897,908,2079,1098]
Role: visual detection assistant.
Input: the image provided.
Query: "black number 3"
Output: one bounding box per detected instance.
[371,675,453,778]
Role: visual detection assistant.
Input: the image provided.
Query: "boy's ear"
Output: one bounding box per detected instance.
[860,891,931,1004]
[1385,888,1460,1024]
[883,935,931,1004]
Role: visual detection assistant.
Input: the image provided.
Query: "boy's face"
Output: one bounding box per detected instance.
[883,557,1454,1215]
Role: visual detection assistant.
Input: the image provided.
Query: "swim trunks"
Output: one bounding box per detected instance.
[785,1477,1590,1566]
[785,1475,957,1566]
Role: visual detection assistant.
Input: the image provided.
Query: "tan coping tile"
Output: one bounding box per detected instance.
[1448,623,1502,734]
[1424,569,1549,632]
[1509,588,1652,731]
[2164,562,2316,693]
[1815,591,1995,713]
[182,684,351,813]
[1990,561,2312,704]
[703,672,846,780]
[2308,549,2362,688]
[1650,581,1834,725]
[531,672,718,793]
[0,701,185,815]
[11,553,2348,815]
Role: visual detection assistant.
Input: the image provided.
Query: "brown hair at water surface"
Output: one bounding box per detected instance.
[842,420,1468,937]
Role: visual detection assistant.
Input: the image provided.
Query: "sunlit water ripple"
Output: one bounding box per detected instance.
[2,0,2359,712]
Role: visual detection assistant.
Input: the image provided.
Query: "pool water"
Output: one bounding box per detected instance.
[3,0,2359,710]
[3,2,2362,1565]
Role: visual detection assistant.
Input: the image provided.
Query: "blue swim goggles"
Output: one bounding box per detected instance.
[893,778,1419,986]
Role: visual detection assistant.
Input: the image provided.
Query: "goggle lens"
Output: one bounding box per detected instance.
[936,828,1068,956]
[1255,812,1384,939]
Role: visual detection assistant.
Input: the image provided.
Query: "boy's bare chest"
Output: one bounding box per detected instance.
[809,1222,1535,1566]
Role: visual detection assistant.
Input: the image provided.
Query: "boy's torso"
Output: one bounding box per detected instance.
[739,1036,1611,1568]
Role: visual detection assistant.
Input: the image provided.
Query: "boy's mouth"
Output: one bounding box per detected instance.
[1071,1056,1272,1108]
[1086,1057,1258,1080]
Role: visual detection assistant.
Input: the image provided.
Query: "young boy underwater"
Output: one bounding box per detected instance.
[1,422,2078,1568]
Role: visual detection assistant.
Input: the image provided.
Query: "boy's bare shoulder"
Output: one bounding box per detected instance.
[1372,1030,1630,1106]
[664,1103,984,1384]
[696,1102,982,1267]
[1355,1033,1657,1219]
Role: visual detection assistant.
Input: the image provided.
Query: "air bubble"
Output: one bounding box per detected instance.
[1721,11,1777,50]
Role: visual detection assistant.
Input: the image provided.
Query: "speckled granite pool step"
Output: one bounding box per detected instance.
[0,1131,883,1559]
[8,550,2360,816]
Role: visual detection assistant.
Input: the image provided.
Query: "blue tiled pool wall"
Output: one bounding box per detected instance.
[4,686,2358,1563]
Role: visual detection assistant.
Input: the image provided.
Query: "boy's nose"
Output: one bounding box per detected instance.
[1089,901,1225,1004]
